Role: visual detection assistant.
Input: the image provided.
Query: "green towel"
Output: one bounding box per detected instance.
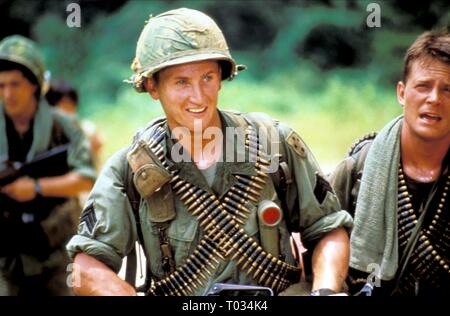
[350,115,403,281]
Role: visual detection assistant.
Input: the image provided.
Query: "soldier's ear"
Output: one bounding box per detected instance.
[145,78,159,100]
[397,81,405,107]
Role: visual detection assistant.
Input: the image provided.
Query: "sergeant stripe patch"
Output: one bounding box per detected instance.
[80,202,97,234]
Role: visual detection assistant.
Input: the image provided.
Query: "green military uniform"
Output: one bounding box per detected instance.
[0,35,97,296]
[67,110,352,295]
[0,102,97,296]
[330,116,450,296]
[329,132,377,217]
[67,8,351,296]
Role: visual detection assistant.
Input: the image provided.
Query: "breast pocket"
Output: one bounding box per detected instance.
[143,216,198,279]
[167,215,199,266]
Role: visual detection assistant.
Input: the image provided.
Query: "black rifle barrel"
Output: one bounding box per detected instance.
[0,143,70,187]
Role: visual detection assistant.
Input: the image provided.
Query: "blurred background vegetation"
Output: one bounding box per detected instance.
[1,0,449,171]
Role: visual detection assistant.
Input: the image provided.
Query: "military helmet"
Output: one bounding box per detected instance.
[128,8,243,92]
[0,35,48,94]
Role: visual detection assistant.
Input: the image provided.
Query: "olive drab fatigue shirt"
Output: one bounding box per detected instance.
[0,101,97,278]
[329,138,374,217]
[0,102,96,179]
[67,110,352,295]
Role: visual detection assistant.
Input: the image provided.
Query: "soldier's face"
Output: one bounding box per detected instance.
[397,58,450,144]
[145,60,222,132]
[0,70,37,118]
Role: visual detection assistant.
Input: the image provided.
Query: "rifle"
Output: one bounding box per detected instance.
[0,143,70,187]
[0,143,71,257]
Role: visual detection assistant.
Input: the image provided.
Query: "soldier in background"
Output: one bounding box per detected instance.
[67,8,352,296]
[46,80,104,172]
[330,28,450,296]
[0,35,96,295]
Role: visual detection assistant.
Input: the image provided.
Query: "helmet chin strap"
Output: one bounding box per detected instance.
[40,70,51,96]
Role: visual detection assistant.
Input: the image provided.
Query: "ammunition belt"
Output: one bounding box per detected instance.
[144,125,299,296]
[395,171,449,295]
[397,166,418,251]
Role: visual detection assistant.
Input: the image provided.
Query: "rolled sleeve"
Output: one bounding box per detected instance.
[301,210,353,242]
[66,147,137,272]
[66,235,124,272]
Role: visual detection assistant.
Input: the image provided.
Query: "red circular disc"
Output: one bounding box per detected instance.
[261,207,281,225]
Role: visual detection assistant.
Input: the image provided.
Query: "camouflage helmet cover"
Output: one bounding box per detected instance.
[0,35,48,93]
[128,8,242,92]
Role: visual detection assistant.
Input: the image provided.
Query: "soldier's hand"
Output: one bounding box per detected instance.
[1,176,37,202]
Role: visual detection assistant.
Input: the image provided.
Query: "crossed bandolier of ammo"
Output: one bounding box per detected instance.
[139,123,300,296]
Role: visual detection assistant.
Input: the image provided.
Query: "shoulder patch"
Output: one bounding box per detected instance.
[347,132,377,157]
[286,131,307,158]
[314,172,333,204]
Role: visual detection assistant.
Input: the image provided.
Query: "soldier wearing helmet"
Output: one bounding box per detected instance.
[0,35,97,295]
[67,8,352,296]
